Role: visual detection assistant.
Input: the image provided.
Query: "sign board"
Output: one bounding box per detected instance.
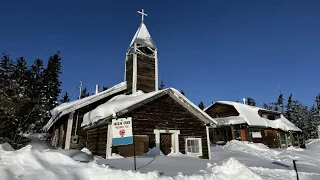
[111,117,133,146]
[252,131,262,138]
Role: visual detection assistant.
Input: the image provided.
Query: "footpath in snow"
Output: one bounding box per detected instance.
[1,135,320,180]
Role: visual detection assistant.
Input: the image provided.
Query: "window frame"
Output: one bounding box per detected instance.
[185,137,203,156]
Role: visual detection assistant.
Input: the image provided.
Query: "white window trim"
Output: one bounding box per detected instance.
[185,137,203,157]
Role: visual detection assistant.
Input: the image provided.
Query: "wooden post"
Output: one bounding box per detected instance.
[65,112,74,149]
[293,159,299,180]
[230,126,235,140]
[132,113,137,171]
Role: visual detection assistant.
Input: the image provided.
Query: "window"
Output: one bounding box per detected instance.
[185,138,202,156]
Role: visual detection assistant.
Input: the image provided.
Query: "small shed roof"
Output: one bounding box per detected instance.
[205,101,301,132]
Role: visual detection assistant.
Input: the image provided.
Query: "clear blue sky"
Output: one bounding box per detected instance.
[1,0,319,108]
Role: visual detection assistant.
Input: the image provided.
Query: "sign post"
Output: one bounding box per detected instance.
[111,117,136,170]
[112,117,133,146]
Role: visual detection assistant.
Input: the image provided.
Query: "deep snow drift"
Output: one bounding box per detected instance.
[1,137,320,180]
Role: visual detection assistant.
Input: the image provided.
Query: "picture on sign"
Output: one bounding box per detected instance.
[111,117,133,146]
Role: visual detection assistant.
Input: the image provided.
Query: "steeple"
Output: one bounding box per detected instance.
[125,9,158,95]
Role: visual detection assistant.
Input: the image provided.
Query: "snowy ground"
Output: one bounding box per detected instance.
[1,135,320,180]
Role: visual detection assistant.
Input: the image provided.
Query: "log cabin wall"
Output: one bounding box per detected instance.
[86,124,108,157]
[125,54,133,95]
[50,114,68,148]
[136,54,155,93]
[115,94,209,159]
[67,90,126,150]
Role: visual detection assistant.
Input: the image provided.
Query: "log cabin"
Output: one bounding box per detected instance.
[43,9,216,159]
[204,101,303,148]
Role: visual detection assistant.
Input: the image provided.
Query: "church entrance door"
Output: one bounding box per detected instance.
[160,133,172,155]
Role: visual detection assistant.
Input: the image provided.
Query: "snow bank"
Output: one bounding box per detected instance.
[106,153,124,159]
[223,140,281,161]
[306,139,320,151]
[209,158,263,180]
[81,147,93,155]
[49,149,94,162]
[144,147,164,156]
[0,142,14,151]
[0,142,266,180]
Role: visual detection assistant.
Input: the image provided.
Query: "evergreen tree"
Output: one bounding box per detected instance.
[102,86,108,91]
[277,93,284,113]
[60,92,70,103]
[198,101,205,110]
[159,79,165,90]
[81,87,90,98]
[43,51,62,119]
[263,103,272,110]
[180,90,185,96]
[246,97,256,106]
[316,94,320,112]
[0,52,63,142]
[285,94,293,121]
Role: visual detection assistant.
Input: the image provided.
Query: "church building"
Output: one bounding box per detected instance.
[43,9,216,159]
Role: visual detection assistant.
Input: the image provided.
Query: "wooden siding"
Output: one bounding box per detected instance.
[112,136,149,157]
[50,114,68,148]
[117,94,209,159]
[136,54,155,93]
[125,54,133,95]
[86,125,108,158]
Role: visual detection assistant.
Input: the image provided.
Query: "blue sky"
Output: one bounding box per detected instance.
[1,0,319,108]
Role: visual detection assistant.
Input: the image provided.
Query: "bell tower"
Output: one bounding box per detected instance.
[125,9,158,95]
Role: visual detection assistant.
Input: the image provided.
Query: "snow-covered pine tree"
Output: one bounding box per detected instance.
[285,94,294,121]
[277,93,284,113]
[307,105,319,139]
[26,58,47,134]
[198,101,205,110]
[316,94,320,113]
[246,97,256,106]
[263,103,272,110]
[42,51,62,121]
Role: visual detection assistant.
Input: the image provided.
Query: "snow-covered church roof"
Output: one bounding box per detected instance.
[129,22,156,49]
[204,101,301,132]
[82,88,216,128]
[43,82,127,131]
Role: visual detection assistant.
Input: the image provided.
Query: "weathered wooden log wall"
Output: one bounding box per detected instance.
[86,124,108,157]
[125,53,155,95]
[68,90,126,150]
[116,94,209,159]
[136,54,155,93]
[125,54,133,95]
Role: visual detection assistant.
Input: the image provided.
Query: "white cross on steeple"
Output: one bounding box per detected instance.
[137,9,147,22]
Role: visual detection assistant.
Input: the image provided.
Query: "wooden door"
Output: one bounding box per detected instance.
[160,133,172,155]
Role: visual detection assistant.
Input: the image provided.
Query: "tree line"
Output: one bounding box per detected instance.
[0,52,62,144]
[1,52,319,144]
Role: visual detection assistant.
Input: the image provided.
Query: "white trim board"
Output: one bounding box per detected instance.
[206,126,212,159]
[64,112,74,149]
[154,129,180,154]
